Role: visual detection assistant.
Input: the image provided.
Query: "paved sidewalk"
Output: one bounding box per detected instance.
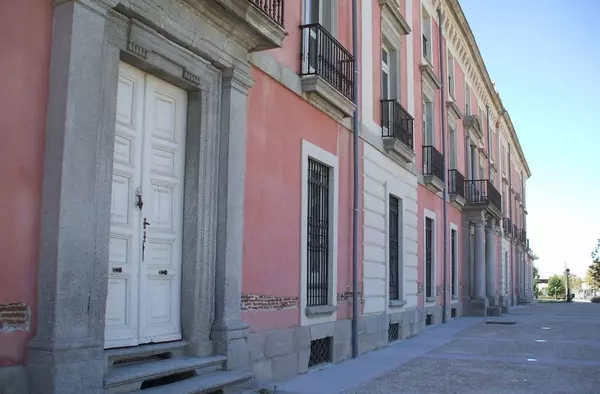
[273,303,600,394]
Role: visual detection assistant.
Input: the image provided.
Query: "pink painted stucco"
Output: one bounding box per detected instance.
[0,0,53,367]
[242,67,363,333]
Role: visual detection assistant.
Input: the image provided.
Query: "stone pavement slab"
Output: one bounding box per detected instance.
[272,303,600,394]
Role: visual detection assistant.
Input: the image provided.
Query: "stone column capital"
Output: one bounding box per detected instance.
[222,67,255,94]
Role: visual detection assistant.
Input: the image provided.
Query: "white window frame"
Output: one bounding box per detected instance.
[386,181,406,311]
[422,98,434,146]
[300,139,339,326]
[381,43,392,100]
[424,209,437,303]
[449,125,457,170]
[447,50,455,99]
[450,223,459,300]
[421,8,433,64]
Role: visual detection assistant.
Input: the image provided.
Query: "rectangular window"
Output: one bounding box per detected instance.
[422,100,434,145]
[308,0,336,34]
[422,10,432,62]
[451,229,458,297]
[425,217,434,298]
[465,84,471,115]
[449,126,457,170]
[448,50,455,98]
[381,45,390,100]
[389,195,400,300]
[307,158,330,307]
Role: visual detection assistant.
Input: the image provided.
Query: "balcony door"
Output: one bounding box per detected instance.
[303,0,337,73]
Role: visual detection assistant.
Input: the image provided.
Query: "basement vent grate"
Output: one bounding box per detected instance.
[388,323,400,342]
[309,337,332,368]
[451,308,457,318]
[426,314,433,326]
[140,370,196,390]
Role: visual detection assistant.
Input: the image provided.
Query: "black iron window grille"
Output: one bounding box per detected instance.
[307,158,330,307]
[250,0,285,26]
[502,218,512,236]
[423,145,444,181]
[309,337,332,367]
[451,229,457,298]
[425,217,433,298]
[422,34,428,58]
[300,24,355,101]
[388,323,400,343]
[389,195,400,300]
[448,169,465,199]
[381,99,414,150]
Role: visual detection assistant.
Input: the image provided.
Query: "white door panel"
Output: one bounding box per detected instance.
[105,63,185,348]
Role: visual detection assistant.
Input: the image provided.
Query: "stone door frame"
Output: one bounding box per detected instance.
[27,1,253,392]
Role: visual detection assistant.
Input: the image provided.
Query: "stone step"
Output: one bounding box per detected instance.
[105,341,189,368]
[104,355,226,392]
[486,306,502,317]
[140,370,254,394]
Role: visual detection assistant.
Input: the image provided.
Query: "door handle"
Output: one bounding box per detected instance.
[142,218,150,261]
[112,267,123,273]
[135,187,143,210]
[159,270,168,275]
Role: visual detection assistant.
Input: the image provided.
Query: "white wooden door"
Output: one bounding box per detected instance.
[105,63,186,348]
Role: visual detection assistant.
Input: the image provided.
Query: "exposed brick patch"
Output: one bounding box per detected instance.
[337,290,364,304]
[241,293,298,311]
[436,285,445,297]
[416,282,424,294]
[0,302,30,332]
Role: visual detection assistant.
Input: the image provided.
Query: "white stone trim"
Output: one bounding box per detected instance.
[450,222,459,298]
[406,0,414,116]
[300,140,339,326]
[385,181,406,312]
[423,208,437,302]
[362,0,374,127]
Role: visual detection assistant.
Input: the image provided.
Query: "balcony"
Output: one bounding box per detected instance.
[512,224,518,239]
[502,218,512,237]
[520,229,527,246]
[300,23,356,119]
[381,99,415,163]
[214,0,286,50]
[448,169,466,209]
[464,179,502,219]
[422,146,444,193]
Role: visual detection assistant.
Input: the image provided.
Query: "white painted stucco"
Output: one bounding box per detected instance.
[363,143,419,315]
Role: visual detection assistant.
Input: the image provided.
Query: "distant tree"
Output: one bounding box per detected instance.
[589,239,600,290]
[570,275,583,292]
[533,266,540,297]
[547,275,565,299]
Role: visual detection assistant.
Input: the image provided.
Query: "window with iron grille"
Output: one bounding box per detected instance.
[425,217,433,298]
[451,229,458,297]
[309,337,332,367]
[307,158,330,307]
[388,323,400,342]
[389,195,400,300]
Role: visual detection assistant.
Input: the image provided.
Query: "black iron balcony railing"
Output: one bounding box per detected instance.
[381,99,414,150]
[423,146,444,181]
[512,224,518,239]
[300,24,355,101]
[502,218,512,236]
[250,0,285,26]
[448,169,465,199]
[464,180,502,213]
[527,238,530,250]
[521,229,527,245]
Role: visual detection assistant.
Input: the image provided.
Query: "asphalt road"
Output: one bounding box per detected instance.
[276,302,600,394]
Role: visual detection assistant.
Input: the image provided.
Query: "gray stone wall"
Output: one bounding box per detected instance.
[248,308,425,383]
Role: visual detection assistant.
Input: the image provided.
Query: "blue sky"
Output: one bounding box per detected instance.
[460,0,600,279]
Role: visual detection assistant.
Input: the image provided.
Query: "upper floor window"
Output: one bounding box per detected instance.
[422,99,434,146]
[449,126,457,170]
[306,0,336,35]
[422,9,432,63]
[381,41,400,101]
[465,84,471,115]
[382,46,391,100]
[447,50,455,98]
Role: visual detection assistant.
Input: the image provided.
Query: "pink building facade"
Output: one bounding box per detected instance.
[0,0,534,392]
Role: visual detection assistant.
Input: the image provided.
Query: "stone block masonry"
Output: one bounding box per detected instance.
[0,302,30,332]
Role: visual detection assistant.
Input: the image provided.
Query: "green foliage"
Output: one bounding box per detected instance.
[588,239,600,290]
[547,275,565,298]
[533,266,540,297]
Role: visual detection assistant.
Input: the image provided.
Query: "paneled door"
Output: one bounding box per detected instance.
[105,62,187,348]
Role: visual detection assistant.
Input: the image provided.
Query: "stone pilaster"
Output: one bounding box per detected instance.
[211,68,254,371]
[485,218,497,305]
[26,1,119,393]
[473,214,486,299]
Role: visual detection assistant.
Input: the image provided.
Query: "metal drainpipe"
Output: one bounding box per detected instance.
[508,142,513,306]
[437,7,449,324]
[351,0,360,359]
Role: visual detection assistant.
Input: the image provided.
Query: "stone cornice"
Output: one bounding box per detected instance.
[379,0,412,35]
[446,98,462,120]
[419,63,442,89]
[438,0,531,178]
